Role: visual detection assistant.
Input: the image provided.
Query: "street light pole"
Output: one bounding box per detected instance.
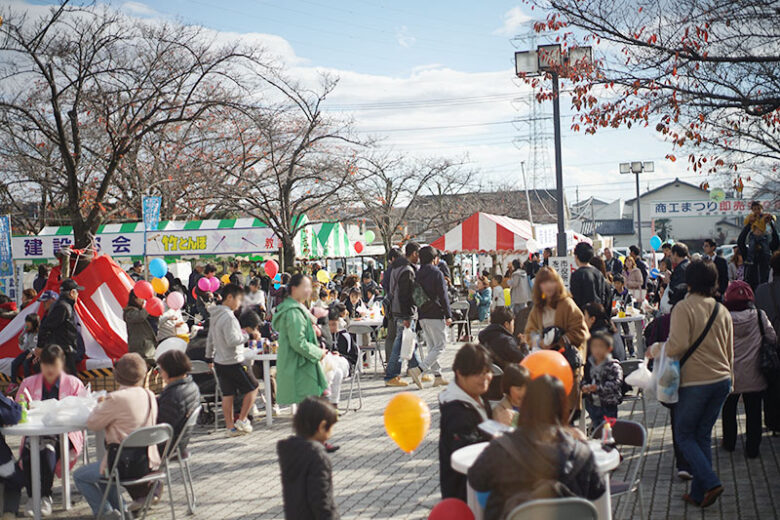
[620,161,654,252]
[551,71,566,257]
[634,170,642,255]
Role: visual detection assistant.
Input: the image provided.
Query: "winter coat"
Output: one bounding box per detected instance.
[277,436,339,520]
[438,381,492,502]
[755,280,780,333]
[473,289,491,321]
[468,428,605,520]
[388,256,416,320]
[325,329,359,375]
[478,323,528,400]
[205,305,249,365]
[728,261,744,282]
[668,258,689,307]
[582,355,623,407]
[570,265,609,310]
[37,296,78,353]
[416,263,452,320]
[18,331,37,352]
[625,267,643,291]
[17,373,84,477]
[605,256,623,276]
[272,297,328,405]
[730,308,776,394]
[525,296,589,361]
[124,306,157,359]
[508,270,531,307]
[157,376,201,453]
[0,395,21,477]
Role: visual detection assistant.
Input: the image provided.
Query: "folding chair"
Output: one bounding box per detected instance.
[506,497,598,520]
[97,424,176,520]
[347,324,384,375]
[592,419,648,520]
[450,301,472,342]
[620,360,647,428]
[168,406,202,515]
[189,360,221,433]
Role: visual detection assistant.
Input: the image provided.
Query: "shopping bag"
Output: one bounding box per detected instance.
[653,343,680,404]
[625,360,653,391]
[400,327,415,361]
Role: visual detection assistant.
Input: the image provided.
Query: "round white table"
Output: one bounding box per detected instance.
[243,351,278,427]
[611,314,647,356]
[451,438,621,520]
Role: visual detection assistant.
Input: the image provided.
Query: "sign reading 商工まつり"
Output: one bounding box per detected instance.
[649,198,778,218]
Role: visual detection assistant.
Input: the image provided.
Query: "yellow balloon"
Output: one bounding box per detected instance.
[151,277,169,295]
[221,274,231,284]
[383,392,431,454]
[503,287,511,307]
[316,269,330,284]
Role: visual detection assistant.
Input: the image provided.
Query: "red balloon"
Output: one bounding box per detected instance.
[264,260,279,279]
[520,349,574,395]
[429,498,474,520]
[354,241,364,254]
[145,297,164,317]
[134,280,154,300]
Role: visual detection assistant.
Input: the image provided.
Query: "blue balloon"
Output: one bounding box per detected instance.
[273,283,281,289]
[650,268,660,279]
[649,235,662,251]
[273,273,281,282]
[149,258,168,278]
[476,491,490,509]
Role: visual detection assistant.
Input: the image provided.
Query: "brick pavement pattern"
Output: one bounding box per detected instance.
[27,337,780,519]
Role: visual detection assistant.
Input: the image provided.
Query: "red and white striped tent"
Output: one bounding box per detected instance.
[430,212,533,253]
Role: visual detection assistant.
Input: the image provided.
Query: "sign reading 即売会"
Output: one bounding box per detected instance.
[142,196,162,231]
[649,198,778,218]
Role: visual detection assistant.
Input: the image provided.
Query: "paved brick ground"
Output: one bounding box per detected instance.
[25,335,780,519]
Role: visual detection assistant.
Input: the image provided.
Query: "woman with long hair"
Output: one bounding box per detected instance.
[123,289,157,362]
[623,256,644,302]
[728,248,745,282]
[468,375,605,520]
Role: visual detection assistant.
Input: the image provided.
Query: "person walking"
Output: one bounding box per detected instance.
[37,279,83,375]
[384,243,422,388]
[647,260,733,508]
[507,259,531,313]
[570,242,608,310]
[721,281,775,458]
[753,251,780,434]
[408,246,452,388]
[382,248,402,362]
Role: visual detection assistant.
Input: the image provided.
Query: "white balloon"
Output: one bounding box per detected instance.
[154,337,187,360]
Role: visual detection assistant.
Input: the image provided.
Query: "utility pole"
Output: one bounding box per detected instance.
[521,161,534,227]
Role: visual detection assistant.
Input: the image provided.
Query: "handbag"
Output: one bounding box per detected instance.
[757,309,780,378]
[106,391,154,480]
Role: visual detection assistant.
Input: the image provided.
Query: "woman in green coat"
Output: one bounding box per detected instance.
[271,274,328,405]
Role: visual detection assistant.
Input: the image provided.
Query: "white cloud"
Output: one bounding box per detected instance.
[395,26,416,48]
[121,1,159,18]
[493,6,531,36]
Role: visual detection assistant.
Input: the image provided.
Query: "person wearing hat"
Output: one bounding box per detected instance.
[74,353,160,518]
[127,261,144,283]
[37,279,83,375]
[721,280,776,459]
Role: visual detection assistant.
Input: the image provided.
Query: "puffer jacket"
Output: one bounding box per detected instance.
[582,354,623,407]
[277,436,339,520]
[731,308,776,394]
[157,376,201,453]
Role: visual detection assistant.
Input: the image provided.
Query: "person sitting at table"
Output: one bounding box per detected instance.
[15,345,85,518]
[468,375,605,520]
[322,310,355,410]
[478,307,528,400]
[343,287,363,320]
[492,364,530,427]
[156,350,200,457]
[0,392,23,518]
[438,343,494,502]
[74,353,160,519]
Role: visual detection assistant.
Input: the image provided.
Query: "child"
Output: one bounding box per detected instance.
[611,274,634,311]
[490,275,505,310]
[311,289,330,311]
[343,287,363,319]
[581,332,623,429]
[205,283,260,436]
[492,364,530,427]
[11,314,39,385]
[744,200,776,263]
[277,396,339,520]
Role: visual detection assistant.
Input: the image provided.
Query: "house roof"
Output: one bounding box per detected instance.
[625,178,708,204]
[579,219,636,236]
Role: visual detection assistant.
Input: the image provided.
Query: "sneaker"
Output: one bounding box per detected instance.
[235,418,253,434]
[433,376,448,387]
[677,469,693,481]
[421,374,433,383]
[272,404,282,416]
[250,404,262,416]
[385,377,408,387]
[407,367,423,389]
[226,427,244,437]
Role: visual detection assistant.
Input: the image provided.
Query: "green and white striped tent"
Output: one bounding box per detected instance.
[294,217,324,259]
[314,222,352,258]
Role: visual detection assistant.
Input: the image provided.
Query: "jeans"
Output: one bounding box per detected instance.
[674,379,730,502]
[668,405,690,473]
[747,233,769,263]
[384,315,397,361]
[74,462,122,516]
[384,318,420,381]
[10,352,34,384]
[585,402,618,429]
[722,392,763,458]
[419,319,447,376]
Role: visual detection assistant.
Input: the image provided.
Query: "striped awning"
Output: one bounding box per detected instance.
[430,212,533,253]
[37,218,270,235]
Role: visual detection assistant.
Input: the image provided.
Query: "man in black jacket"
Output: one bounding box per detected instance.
[38,279,82,375]
[384,242,421,387]
[478,307,528,400]
[156,350,201,454]
[408,246,452,389]
[703,239,729,300]
[570,243,608,310]
[668,243,690,307]
[381,248,402,361]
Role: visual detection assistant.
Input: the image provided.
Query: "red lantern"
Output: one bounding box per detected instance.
[354,241,364,254]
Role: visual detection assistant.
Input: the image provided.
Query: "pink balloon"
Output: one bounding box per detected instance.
[264,260,279,279]
[145,297,164,317]
[134,280,154,300]
[166,291,184,310]
[197,277,211,292]
[208,276,221,292]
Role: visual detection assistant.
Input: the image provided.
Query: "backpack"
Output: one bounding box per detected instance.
[412,283,431,309]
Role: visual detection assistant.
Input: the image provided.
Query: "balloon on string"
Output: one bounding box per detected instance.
[264,259,279,278]
[134,280,154,300]
[166,291,184,310]
[273,273,281,282]
[649,235,663,251]
[220,274,231,284]
[354,241,364,254]
[428,498,474,520]
[151,277,169,295]
[364,230,375,245]
[145,297,165,317]
[149,258,168,278]
[649,268,660,280]
[384,392,431,454]
[316,270,330,284]
[520,350,574,395]
[208,277,220,293]
[197,277,211,292]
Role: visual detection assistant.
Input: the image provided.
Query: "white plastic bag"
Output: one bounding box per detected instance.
[400,327,415,361]
[653,343,680,404]
[625,360,653,391]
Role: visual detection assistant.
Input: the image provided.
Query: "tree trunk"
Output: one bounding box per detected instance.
[281,235,296,273]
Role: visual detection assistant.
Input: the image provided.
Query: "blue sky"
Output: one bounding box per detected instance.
[20,0,712,203]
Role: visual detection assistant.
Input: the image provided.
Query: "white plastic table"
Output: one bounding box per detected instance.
[1,421,105,520]
[244,351,278,427]
[451,438,621,520]
[611,314,646,356]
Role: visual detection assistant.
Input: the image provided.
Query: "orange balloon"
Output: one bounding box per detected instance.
[384,392,431,454]
[151,277,169,295]
[520,350,574,395]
